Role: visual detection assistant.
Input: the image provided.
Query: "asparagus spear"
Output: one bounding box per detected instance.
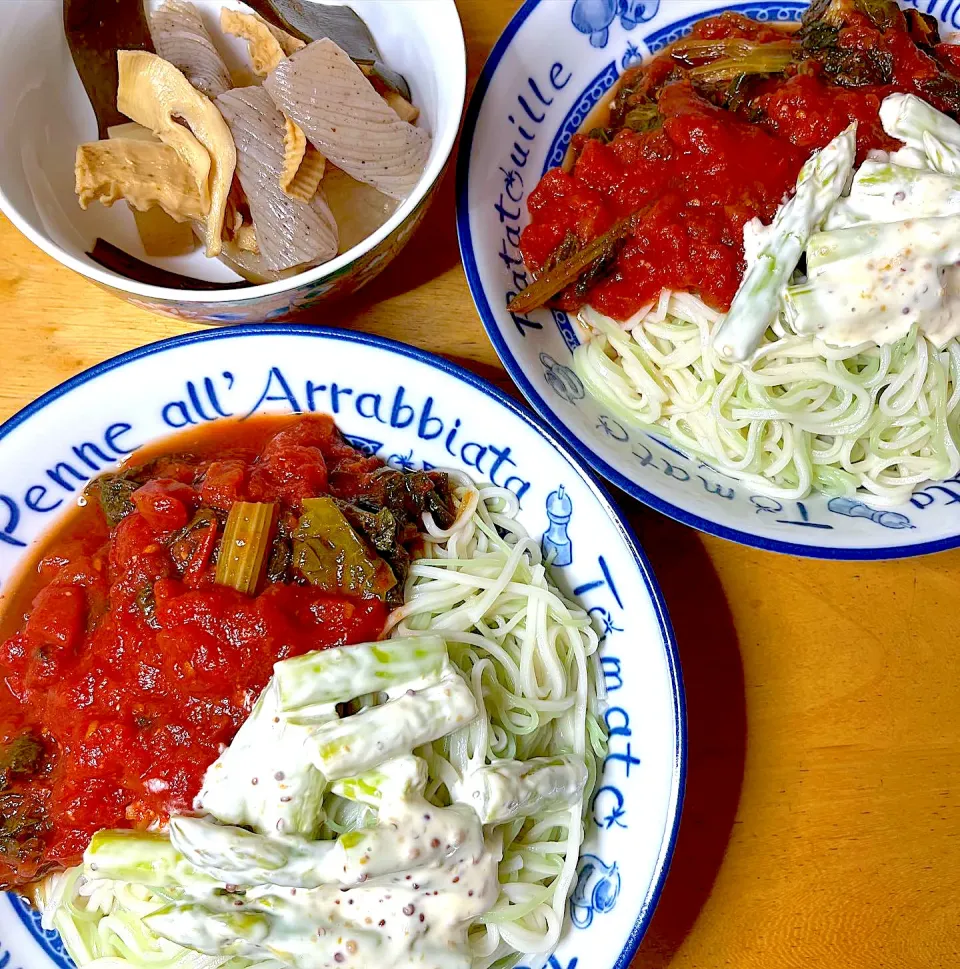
[330,754,428,806]
[453,756,588,824]
[304,665,478,780]
[825,160,960,227]
[880,93,960,175]
[145,891,471,969]
[806,216,960,274]
[175,758,486,890]
[274,636,449,714]
[196,680,330,837]
[712,124,856,362]
[84,829,215,893]
[785,216,960,346]
[169,816,339,888]
[145,895,384,969]
[333,803,483,887]
[145,903,272,960]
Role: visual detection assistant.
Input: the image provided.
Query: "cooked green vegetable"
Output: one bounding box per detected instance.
[197,681,330,838]
[301,666,478,779]
[507,214,640,315]
[333,802,481,885]
[672,37,778,64]
[880,92,960,175]
[144,902,276,962]
[89,454,199,528]
[349,467,454,529]
[134,585,160,630]
[785,216,960,346]
[170,810,474,892]
[144,897,385,969]
[813,46,893,87]
[802,0,900,31]
[330,754,426,806]
[0,791,51,874]
[84,829,214,892]
[0,733,50,876]
[712,124,856,362]
[169,508,221,571]
[0,733,45,790]
[806,216,960,274]
[215,502,274,596]
[338,503,398,553]
[291,496,395,598]
[274,635,448,714]
[90,471,139,527]
[169,817,336,889]
[453,756,588,824]
[828,160,960,226]
[622,101,661,134]
[852,0,904,30]
[264,515,293,584]
[688,43,796,83]
[800,3,959,105]
[799,20,839,51]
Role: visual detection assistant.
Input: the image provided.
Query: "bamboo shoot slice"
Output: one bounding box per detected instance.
[117,50,236,257]
[280,116,326,201]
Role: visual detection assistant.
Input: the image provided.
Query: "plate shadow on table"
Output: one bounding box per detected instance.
[625,503,747,968]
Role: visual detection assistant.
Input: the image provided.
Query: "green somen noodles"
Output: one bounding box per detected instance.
[38,479,607,969]
[575,293,960,506]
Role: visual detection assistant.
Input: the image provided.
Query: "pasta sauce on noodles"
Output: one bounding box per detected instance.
[0,416,455,890]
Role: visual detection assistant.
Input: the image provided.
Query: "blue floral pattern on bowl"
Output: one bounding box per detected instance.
[571,0,660,47]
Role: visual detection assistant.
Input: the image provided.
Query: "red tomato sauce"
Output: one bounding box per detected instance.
[0,416,413,888]
[519,7,960,321]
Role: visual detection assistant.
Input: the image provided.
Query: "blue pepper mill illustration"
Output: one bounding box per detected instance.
[543,485,574,566]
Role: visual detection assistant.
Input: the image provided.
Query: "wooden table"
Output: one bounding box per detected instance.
[2,1,959,966]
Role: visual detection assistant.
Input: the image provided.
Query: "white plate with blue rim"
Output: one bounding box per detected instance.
[456,0,960,560]
[0,325,684,969]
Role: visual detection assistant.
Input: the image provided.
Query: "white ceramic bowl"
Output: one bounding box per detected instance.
[0,325,684,969]
[0,0,465,323]
[457,0,960,560]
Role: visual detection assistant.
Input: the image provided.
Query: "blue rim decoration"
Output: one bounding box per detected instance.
[0,323,686,969]
[455,0,960,561]
[644,1,805,51]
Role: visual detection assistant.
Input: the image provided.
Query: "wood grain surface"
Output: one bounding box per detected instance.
[1,1,958,966]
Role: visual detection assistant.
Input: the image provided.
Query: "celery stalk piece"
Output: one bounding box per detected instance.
[711,124,856,363]
[169,817,337,889]
[215,501,274,595]
[453,756,588,824]
[83,829,214,892]
[196,680,331,837]
[303,666,478,780]
[880,93,960,175]
[274,636,449,714]
[330,754,428,806]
